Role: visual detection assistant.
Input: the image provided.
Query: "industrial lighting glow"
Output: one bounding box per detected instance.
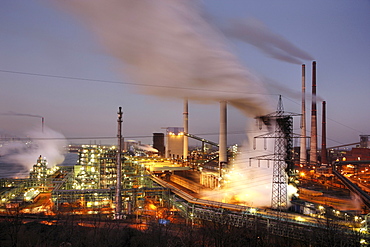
[295,216,305,222]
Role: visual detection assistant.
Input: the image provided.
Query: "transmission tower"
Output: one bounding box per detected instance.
[251,96,300,216]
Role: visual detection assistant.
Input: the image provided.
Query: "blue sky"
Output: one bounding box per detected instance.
[1,0,369,148]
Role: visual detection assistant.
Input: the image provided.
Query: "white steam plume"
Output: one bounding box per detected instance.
[201,121,297,208]
[0,127,66,178]
[221,18,314,64]
[55,0,272,117]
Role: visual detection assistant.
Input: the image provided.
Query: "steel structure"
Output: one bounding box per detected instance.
[251,96,300,214]
[115,107,123,218]
[152,175,364,244]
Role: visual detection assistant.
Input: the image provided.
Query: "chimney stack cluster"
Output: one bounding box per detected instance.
[301,61,326,167]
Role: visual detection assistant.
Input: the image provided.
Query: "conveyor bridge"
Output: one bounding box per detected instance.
[333,161,370,209]
[151,176,363,243]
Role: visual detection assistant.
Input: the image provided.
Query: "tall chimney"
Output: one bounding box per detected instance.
[183,99,189,160]
[41,117,45,133]
[115,107,123,219]
[219,101,227,178]
[321,101,328,165]
[309,61,318,165]
[300,64,307,166]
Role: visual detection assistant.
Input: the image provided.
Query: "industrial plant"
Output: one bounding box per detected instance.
[1,62,370,246]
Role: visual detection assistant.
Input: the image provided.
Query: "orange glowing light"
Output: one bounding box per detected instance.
[148,204,157,210]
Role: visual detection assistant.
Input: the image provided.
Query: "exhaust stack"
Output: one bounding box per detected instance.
[183,99,189,160]
[321,101,328,165]
[300,64,307,166]
[115,107,123,219]
[219,101,227,177]
[309,61,318,165]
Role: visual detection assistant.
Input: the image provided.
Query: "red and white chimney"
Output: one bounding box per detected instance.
[309,61,318,165]
[300,64,307,166]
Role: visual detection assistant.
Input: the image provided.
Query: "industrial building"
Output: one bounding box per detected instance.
[165,127,184,159]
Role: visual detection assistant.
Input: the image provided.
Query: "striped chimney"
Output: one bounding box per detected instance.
[309,61,318,165]
[300,64,307,166]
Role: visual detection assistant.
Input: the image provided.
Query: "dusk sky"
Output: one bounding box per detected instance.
[1,0,369,148]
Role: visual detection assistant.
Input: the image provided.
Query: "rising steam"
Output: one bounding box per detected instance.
[0,127,66,178]
[55,0,272,117]
[201,121,297,208]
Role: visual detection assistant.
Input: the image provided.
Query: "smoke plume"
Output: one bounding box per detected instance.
[221,18,314,64]
[55,0,272,117]
[1,111,43,120]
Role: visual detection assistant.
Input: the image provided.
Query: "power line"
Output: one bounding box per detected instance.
[1,69,364,138]
[0,69,275,96]
[281,95,363,143]
[0,131,249,141]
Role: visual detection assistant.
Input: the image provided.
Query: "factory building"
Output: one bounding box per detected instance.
[360,135,370,148]
[52,144,156,212]
[73,145,104,190]
[153,133,165,156]
[165,127,184,159]
[28,155,51,190]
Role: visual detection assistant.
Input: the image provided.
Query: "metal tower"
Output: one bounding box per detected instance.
[115,107,123,219]
[251,96,300,215]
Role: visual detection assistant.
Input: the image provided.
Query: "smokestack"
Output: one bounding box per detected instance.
[309,61,318,165]
[115,107,123,219]
[300,64,307,166]
[219,101,227,177]
[321,101,328,165]
[42,117,44,133]
[183,99,189,160]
